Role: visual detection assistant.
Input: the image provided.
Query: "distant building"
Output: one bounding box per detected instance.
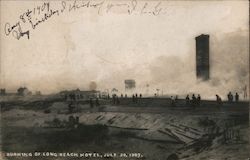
[196,34,210,81]
[125,79,136,91]
[17,87,32,96]
[0,89,6,95]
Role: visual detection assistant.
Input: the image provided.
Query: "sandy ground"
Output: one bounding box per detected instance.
[0,98,249,160]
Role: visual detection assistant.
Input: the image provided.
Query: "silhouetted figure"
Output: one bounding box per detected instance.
[121,94,123,98]
[89,98,94,108]
[125,94,127,98]
[235,92,239,102]
[192,94,196,107]
[192,94,196,99]
[95,98,100,107]
[154,93,157,97]
[175,95,178,101]
[216,95,222,106]
[140,94,142,98]
[197,94,201,106]
[227,92,233,102]
[171,96,175,107]
[186,95,190,106]
[132,94,135,102]
[135,93,138,103]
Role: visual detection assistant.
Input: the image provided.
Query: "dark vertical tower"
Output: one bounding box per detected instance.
[195,34,210,81]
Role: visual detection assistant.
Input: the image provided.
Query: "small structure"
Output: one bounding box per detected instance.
[125,79,136,91]
[17,87,32,96]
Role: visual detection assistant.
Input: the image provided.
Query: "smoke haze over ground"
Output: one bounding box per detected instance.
[142,30,249,99]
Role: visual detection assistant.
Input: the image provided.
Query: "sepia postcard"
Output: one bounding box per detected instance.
[0,0,249,159]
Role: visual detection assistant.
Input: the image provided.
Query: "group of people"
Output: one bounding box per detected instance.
[86,91,242,108]
[215,91,240,106]
[88,93,144,107]
[111,93,143,104]
[171,93,238,107]
[185,94,201,107]
[227,92,239,102]
[132,93,142,103]
[170,94,201,107]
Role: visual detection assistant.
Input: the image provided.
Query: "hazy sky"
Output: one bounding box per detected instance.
[0,0,249,97]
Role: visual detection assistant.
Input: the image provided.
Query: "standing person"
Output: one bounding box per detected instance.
[171,96,175,107]
[235,92,239,102]
[227,92,233,102]
[185,95,190,106]
[197,94,201,106]
[227,92,231,102]
[175,95,178,101]
[192,94,196,107]
[192,94,196,101]
[139,94,142,104]
[216,95,222,106]
[132,94,135,102]
[174,95,178,106]
[135,93,138,103]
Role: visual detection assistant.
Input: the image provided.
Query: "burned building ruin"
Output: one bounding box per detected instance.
[195,34,210,81]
